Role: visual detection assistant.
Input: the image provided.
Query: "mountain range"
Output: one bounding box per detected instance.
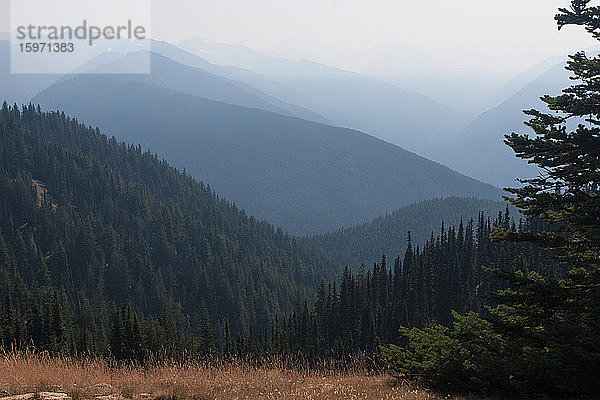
[179,37,470,158]
[33,67,502,234]
[2,35,576,222]
[2,35,571,192]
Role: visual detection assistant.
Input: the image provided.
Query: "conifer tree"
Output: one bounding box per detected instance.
[199,309,215,357]
[110,308,125,360]
[486,1,600,393]
[384,2,600,396]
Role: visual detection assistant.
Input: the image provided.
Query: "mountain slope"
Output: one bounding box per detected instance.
[179,37,469,158]
[0,103,337,346]
[303,197,512,267]
[431,61,570,187]
[482,55,565,111]
[74,50,327,123]
[33,76,503,234]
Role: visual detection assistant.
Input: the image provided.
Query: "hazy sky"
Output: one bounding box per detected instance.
[1,0,597,79]
[150,0,598,75]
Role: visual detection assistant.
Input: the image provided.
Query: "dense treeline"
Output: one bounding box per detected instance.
[0,103,337,356]
[94,211,556,365]
[303,197,515,267]
[266,210,558,365]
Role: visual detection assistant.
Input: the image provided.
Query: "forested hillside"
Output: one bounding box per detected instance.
[0,103,337,355]
[303,197,514,267]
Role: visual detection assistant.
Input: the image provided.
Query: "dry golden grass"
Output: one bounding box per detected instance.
[0,353,469,400]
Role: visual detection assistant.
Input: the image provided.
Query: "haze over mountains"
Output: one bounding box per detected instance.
[362,42,507,115]
[0,34,577,229]
[179,37,470,157]
[431,60,572,187]
[0,40,58,103]
[176,37,583,187]
[84,50,327,123]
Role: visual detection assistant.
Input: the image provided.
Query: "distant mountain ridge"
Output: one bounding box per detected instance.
[64,44,329,124]
[303,197,514,267]
[0,38,328,125]
[179,37,470,158]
